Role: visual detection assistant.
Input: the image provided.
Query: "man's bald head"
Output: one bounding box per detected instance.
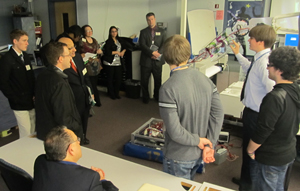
[58,37,76,57]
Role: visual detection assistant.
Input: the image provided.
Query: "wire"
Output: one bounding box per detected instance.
[216,143,239,162]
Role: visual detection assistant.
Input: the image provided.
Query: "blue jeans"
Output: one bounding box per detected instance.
[251,160,294,191]
[163,157,202,180]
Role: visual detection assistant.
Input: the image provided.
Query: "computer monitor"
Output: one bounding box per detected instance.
[284,34,299,47]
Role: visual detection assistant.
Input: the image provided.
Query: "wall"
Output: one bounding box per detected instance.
[33,0,51,43]
[87,0,149,43]
[270,0,299,33]
[149,0,179,38]
[76,0,88,26]
[0,0,25,46]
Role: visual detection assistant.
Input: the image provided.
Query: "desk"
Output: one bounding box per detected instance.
[0,137,202,191]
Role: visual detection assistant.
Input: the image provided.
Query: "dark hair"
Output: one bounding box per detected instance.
[67,25,82,38]
[249,24,276,48]
[269,46,300,81]
[163,35,191,66]
[44,41,67,66]
[10,29,28,44]
[146,12,155,19]
[108,26,119,40]
[81,25,93,38]
[44,126,73,161]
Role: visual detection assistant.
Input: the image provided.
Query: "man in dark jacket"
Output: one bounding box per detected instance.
[139,12,166,103]
[0,29,35,138]
[35,41,83,140]
[58,37,93,145]
[247,46,300,191]
[32,126,118,191]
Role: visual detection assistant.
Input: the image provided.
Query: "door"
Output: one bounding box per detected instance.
[54,1,76,37]
[48,0,77,40]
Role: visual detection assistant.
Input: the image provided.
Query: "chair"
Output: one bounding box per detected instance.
[0,158,33,191]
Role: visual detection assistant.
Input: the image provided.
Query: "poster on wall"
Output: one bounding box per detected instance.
[225,1,264,30]
[223,0,265,56]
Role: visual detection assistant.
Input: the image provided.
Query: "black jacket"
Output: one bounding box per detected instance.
[35,65,83,140]
[0,47,35,110]
[32,154,107,191]
[102,38,126,64]
[64,53,92,112]
[139,26,166,67]
[252,82,300,166]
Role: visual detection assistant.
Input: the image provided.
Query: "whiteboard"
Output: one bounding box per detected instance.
[270,0,300,32]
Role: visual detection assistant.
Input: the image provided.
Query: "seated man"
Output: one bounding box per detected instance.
[32,126,118,191]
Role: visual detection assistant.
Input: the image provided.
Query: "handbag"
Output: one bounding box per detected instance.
[85,58,102,76]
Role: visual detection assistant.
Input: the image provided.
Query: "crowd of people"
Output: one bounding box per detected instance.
[0,11,300,191]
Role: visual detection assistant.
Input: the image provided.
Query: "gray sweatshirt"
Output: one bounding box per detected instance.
[159,67,223,161]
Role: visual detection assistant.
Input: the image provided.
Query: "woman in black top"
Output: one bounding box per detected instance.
[102,26,126,100]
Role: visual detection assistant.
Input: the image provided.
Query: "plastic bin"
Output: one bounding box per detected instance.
[125,79,141,99]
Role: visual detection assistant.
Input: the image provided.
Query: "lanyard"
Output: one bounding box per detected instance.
[170,64,190,76]
[254,51,271,63]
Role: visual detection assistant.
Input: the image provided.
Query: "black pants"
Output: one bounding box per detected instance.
[239,107,258,191]
[78,105,90,135]
[140,61,162,100]
[104,65,122,98]
[89,75,101,105]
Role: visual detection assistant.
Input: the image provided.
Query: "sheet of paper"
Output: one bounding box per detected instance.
[199,182,235,191]
[216,10,224,20]
[138,183,169,191]
[83,52,97,62]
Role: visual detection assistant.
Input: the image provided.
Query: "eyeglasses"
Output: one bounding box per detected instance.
[66,137,81,151]
[267,64,274,67]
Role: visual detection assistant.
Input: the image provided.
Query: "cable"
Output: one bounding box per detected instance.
[216,143,239,162]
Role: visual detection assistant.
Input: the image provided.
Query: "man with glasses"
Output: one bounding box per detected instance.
[58,37,93,145]
[247,46,300,191]
[32,126,118,191]
[230,24,276,191]
[35,42,83,141]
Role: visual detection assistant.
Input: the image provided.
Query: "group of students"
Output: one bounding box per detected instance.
[158,24,300,191]
[55,24,128,102]
[1,13,300,191]
[0,23,129,146]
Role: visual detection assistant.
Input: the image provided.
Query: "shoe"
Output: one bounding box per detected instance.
[82,137,90,145]
[143,98,149,104]
[116,95,121,99]
[110,95,116,100]
[232,177,240,185]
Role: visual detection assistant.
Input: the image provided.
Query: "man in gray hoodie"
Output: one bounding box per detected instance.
[159,35,223,180]
[247,46,300,191]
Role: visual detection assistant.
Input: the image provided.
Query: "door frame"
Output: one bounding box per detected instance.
[48,0,77,40]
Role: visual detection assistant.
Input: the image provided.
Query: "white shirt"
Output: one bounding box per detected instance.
[12,47,22,56]
[236,48,275,112]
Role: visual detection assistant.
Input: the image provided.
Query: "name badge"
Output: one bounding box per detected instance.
[155,32,161,36]
[25,65,31,71]
[82,68,87,75]
[82,38,86,42]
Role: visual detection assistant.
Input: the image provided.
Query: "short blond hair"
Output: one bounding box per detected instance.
[163,35,191,66]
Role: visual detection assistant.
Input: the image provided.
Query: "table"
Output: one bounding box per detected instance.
[0,137,202,191]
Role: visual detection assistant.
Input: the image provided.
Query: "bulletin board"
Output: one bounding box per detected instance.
[223,0,265,31]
